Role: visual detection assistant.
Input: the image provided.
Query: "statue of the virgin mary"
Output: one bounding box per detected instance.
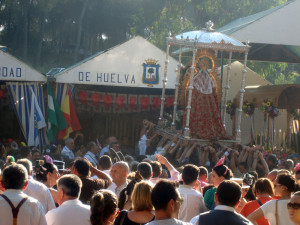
[182,53,226,139]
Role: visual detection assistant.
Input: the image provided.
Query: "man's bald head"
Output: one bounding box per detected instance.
[110,161,129,186]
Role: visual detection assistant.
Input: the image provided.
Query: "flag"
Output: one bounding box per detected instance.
[28,87,46,146]
[57,89,81,140]
[47,85,68,142]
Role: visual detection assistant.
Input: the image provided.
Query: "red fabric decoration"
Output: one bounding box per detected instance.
[116,96,125,108]
[215,157,225,167]
[0,89,5,99]
[152,97,161,109]
[91,93,101,106]
[295,163,300,172]
[141,97,150,110]
[78,91,88,104]
[103,94,112,108]
[165,97,174,108]
[129,96,137,110]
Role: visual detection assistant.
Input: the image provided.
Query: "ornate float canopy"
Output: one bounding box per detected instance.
[167,21,250,52]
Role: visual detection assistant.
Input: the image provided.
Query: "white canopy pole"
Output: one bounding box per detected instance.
[158,44,170,127]
[171,46,182,131]
[184,47,196,138]
[222,51,232,127]
[235,51,248,142]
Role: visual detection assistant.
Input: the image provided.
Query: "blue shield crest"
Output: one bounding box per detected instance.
[143,63,159,86]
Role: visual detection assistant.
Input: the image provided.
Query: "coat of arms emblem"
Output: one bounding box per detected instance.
[142,58,160,87]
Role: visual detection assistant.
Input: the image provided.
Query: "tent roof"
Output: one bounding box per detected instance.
[239,84,300,109]
[0,49,46,82]
[217,0,300,63]
[55,36,179,89]
[219,61,271,100]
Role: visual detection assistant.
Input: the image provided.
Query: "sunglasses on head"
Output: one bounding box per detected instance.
[287,202,300,210]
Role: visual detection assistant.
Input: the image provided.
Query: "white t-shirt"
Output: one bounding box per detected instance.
[178,185,206,222]
[261,199,293,225]
[45,199,90,225]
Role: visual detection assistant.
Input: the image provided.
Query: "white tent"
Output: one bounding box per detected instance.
[55,36,178,89]
[217,0,300,63]
[219,0,300,46]
[0,50,46,82]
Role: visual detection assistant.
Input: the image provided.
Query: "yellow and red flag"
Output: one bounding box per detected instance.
[57,89,81,139]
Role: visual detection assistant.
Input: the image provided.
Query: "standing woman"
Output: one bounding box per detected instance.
[114,181,155,225]
[248,174,296,225]
[288,191,300,225]
[90,190,118,225]
[35,156,60,203]
[204,157,233,210]
[241,178,274,225]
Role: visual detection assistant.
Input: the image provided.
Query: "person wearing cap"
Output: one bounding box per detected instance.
[190,180,253,225]
[236,173,256,213]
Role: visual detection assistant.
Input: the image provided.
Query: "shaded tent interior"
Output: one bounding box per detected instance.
[241,84,300,109]
[237,84,300,148]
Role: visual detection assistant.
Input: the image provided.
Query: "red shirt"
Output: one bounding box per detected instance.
[240,197,273,225]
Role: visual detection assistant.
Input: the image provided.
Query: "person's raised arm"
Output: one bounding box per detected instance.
[156,154,179,180]
[238,146,246,163]
[258,151,269,175]
[85,158,112,186]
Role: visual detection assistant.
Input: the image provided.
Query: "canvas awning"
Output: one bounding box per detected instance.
[217,0,300,63]
[55,36,179,89]
[0,49,46,82]
[239,84,300,109]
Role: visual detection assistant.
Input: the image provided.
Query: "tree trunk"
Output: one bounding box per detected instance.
[36,13,45,66]
[73,0,90,63]
[22,0,30,61]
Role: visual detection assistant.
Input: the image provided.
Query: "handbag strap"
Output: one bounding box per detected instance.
[257,199,263,206]
[275,200,278,225]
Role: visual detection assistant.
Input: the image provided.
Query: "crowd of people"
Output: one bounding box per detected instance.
[0,120,300,225]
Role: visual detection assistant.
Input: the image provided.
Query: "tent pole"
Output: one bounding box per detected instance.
[172,46,182,131]
[158,44,170,127]
[222,51,232,128]
[184,47,196,138]
[235,51,248,143]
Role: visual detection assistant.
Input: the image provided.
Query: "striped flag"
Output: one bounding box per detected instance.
[47,85,68,142]
[57,89,81,140]
[28,87,46,146]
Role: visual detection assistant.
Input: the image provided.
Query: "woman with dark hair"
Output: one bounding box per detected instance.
[35,155,60,202]
[114,181,154,225]
[90,190,118,225]
[204,157,233,209]
[241,178,274,225]
[248,174,296,225]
